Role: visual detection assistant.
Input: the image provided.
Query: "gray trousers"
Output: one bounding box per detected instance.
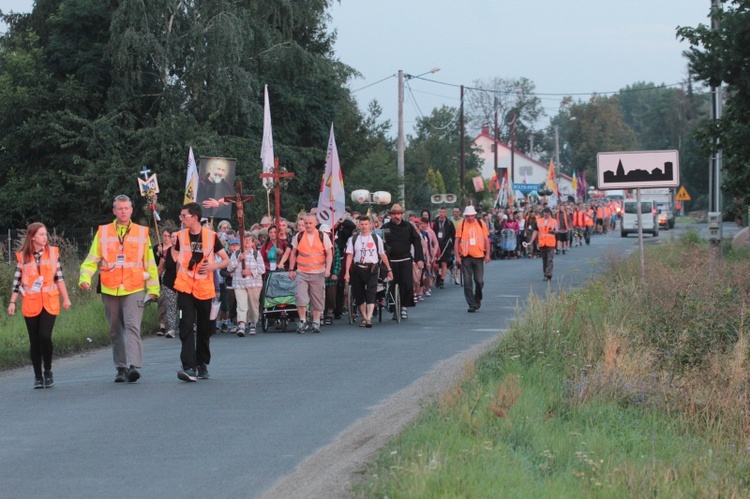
[540,246,555,278]
[460,257,484,308]
[102,292,145,369]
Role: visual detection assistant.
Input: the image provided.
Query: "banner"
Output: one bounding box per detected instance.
[472,176,485,192]
[546,159,559,197]
[184,147,199,204]
[317,124,345,226]
[261,85,275,190]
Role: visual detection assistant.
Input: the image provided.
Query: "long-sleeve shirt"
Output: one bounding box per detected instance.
[13,249,64,293]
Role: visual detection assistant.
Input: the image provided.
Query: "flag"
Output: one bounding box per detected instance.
[183,147,199,204]
[261,85,275,190]
[317,124,345,226]
[571,169,578,196]
[489,172,501,191]
[472,176,485,192]
[546,159,559,198]
[577,170,587,199]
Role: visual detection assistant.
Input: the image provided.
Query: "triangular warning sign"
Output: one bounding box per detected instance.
[675,186,691,202]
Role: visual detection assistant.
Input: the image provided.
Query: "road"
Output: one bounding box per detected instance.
[0,222,735,498]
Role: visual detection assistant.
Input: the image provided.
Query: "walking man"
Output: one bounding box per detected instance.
[454,205,490,313]
[432,207,455,288]
[382,204,424,320]
[527,207,559,281]
[344,216,391,328]
[289,214,333,334]
[174,202,230,382]
[79,194,160,383]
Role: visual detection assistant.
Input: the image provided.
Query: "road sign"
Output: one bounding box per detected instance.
[675,186,691,202]
[597,150,679,190]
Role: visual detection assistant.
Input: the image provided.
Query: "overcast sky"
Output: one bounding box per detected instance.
[3,0,713,136]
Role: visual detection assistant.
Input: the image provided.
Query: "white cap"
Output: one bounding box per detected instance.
[463,205,477,216]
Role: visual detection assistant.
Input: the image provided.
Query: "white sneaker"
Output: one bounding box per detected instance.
[236,325,246,337]
[249,324,256,335]
[165,330,175,339]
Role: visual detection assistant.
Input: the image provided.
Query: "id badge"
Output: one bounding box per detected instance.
[437,231,443,239]
[31,276,43,292]
[469,237,476,246]
[116,254,125,266]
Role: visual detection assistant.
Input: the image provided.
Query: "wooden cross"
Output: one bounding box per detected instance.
[222,181,254,243]
[259,157,295,227]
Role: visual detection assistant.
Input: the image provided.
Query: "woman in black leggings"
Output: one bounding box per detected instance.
[7,223,71,389]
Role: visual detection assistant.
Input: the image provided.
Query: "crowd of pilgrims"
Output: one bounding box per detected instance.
[152,199,621,337]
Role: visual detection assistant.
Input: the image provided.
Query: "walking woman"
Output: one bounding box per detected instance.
[7,223,72,389]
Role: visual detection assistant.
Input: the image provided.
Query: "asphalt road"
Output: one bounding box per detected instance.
[0,222,734,498]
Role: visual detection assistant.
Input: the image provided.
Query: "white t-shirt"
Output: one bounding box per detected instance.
[345,233,384,264]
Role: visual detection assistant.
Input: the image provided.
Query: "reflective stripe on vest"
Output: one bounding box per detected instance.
[17,246,61,317]
[296,231,326,273]
[537,218,557,247]
[98,223,148,292]
[173,228,216,300]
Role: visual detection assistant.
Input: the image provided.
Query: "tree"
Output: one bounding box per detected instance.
[677,1,750,208]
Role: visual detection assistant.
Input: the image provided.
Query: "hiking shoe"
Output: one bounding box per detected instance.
[44,371,55,388]
[322,315,333,325]
[165,330,175,339]
[127,366,141,383]
[197,364,210,380]
[296,321,307,334]
[115,368,128,383]
[310,322,321,334]
[401,308,408,320]
[248,324,256,335]
[34,376,44,389]
[177,369,198,382]
[236,325,246,337]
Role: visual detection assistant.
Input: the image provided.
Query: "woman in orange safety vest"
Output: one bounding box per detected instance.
[7,223,71,389]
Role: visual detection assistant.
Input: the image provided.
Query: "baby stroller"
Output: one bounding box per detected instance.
[499,228,517,259]
[260,271,299,332]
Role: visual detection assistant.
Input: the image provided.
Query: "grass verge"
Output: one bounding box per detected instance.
[354,230,750,497]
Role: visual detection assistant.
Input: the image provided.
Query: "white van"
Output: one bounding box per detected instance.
[621,200,659,237]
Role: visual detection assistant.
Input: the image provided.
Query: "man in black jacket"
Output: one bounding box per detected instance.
[382,203,424,320]
[431,207,455,288]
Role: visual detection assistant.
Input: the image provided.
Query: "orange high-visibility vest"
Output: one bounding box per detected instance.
[457,220,488,258]
[98,223,150,292]
[296,231,327,273]
[585,209,595,227]
[174,228,217,300]
[17,246,61,317]
[572,210,585,228]
[595,207,605,219]
[537,218,558,247]
[555,211,569,231]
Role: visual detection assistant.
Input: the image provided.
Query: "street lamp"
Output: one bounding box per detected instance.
[554,116,577,179]
[397,67,440,207]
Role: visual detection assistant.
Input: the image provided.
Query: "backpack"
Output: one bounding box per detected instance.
[351,232,387,278]
[351,232,383,263]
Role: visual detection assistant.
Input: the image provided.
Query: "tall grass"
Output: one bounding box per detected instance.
[355,233,750,497]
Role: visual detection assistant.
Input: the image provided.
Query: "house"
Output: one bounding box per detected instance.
[473,126,575,200]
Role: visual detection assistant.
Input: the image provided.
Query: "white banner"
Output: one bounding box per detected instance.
[183,147,199,204]
[261,84,275,190]
[317,124,345,226]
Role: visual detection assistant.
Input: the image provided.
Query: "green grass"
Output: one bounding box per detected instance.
[354,236,750,497]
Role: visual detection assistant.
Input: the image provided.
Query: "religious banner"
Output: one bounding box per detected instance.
[472,176,484,192]
[317,124,345,226]
[261,85,275,191]
[546,159,559,198]
[184,147,199,204]
[197,157,236,219]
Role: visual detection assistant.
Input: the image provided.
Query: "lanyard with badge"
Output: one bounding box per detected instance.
[116,222,131,267]
[31,251,44,292]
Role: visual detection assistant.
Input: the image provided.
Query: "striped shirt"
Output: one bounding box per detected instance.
[227,250,265,288]
[13,249,64,293]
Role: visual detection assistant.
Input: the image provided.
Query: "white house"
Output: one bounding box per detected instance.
[473,126,575,201]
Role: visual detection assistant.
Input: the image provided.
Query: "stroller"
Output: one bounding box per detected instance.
[260,271,299,332]
[499,228,517,259]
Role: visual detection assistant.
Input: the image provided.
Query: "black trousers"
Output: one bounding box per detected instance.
[25,309,57,377]
[177,292,213,370]
[351,264,378,305]
[460,257,484,308]
[391,258,415,308]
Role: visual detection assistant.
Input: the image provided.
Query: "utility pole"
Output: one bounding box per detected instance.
[493,97,499,178]
[397,70,405,207]
[510,111,516,187]
[460,85,466,204]
[709,0,723,261]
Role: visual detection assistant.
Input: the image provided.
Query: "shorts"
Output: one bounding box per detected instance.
[294,272,325,312]
[556,232,569,243]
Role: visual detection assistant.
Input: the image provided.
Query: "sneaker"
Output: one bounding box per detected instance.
[296,321,307,334]
[323,315,333,325]
[197,364,210,380]
[34,376,44,389]
[215,321,222,332]
[221,321,228,333]
[417,294,424,302]
[248,324,256,335]
[157,327,165,336]
[165,330,175,339]
[115,368,128,383]
[127,366,141,383]
[401,308,408,320]
[424,290,431,297]
[44,371,54,388]
[310,322,321,334]
[177,369,198,382]
[468,306,477,313]
[236,325,246,337]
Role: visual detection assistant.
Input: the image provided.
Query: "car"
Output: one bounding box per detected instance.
[656,203,676,229]
[621,200,659,237]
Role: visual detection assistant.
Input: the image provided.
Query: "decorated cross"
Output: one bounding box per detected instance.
[259,158,295,227]
[222,181,254,243]
[139,165,152,180]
